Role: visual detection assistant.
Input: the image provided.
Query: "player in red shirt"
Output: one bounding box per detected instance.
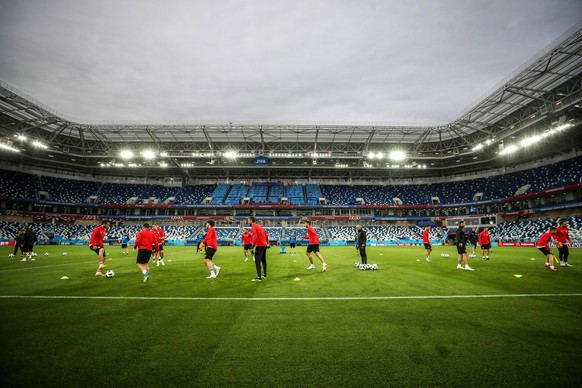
[422,225,432,263]
[556,218,573,267]
[199,220,221,279]
[536,226,558,271]
[90,220,110,277]
[133,223,159,282]
[241,228,253,262]
[302,220,327,272]
[478,227,491,260]
[152,224,166,267]
[248,216,269,281]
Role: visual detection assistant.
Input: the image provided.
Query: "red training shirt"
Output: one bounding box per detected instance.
[251,224,268,247]
[134,229,159,252]
[202,226,218,250]
[153,228,165,244]
[478,231,490,246]
[241,231,252,245]
[90,225,107,246]
[556,226,571,244]
[302,225,320,245]
[422,229,430,243]
[536,231,555,249]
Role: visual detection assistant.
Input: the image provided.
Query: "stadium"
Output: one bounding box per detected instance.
[1,3,582,387]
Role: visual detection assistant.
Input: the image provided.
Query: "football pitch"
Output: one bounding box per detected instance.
[1,245,581,387]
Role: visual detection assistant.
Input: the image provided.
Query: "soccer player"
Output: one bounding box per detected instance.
[302,220,327,272]
[195,232,205,254]
[90,220,110,276]
[120,233,130,255]
[133,223,159,282]
[152,224,166,266]
[455,220,474,271]
[422,225,432,263]
[289,232,297,255]
[556,218,573,267]
[13,229,24,259]
[199,220,221,279]
[468,228,478,257]
[478,227,491,260]
[248,216,268,281]
[356,225,368,265]
[241,228,253,262]
[537,226,558,271]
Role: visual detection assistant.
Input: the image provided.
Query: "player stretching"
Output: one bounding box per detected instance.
[90,220,110,276]
[302,220,327,272]
[537,226,558,271]
[455,220,474,271]
[422,225,432,263]
[152,224,166,266]
[478,227,491,260]
[556,218,573,267]
[241,228,253,262]
[199,220,221,279]
[133,223,159,282]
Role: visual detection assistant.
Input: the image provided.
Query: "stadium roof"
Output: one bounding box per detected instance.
[1,23,582,181]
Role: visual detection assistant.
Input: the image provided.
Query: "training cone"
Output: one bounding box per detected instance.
[530,258,535,261]
[294,277,301,281]
[514,274,523,278]
[60,276,69,280]
[416,259,421,262]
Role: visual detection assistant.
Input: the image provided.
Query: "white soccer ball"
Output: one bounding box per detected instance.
[105,270,115,278]
[32,252,37,257]
[62,252,67,256]
[354,261,360,267]
[359,264,366,270]
[44,252,49,256]
[8,253,14,257]
[372,264,378,270]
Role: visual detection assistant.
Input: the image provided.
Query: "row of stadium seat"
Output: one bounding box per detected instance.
[1,217,580,244]
[1,156,580,205]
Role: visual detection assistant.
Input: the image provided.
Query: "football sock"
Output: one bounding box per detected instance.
[142,269,147,275]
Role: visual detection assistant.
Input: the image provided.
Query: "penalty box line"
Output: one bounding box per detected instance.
[0,293,581,301]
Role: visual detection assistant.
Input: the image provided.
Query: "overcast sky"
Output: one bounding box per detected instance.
[0,0,580,124]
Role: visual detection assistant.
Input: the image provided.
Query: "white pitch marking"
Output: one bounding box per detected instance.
[0,293,580,301]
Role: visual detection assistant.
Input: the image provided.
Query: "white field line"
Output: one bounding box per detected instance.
[0,293,581,301]
[0,261,98,272]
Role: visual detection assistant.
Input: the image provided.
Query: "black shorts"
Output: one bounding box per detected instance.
[456,244,466,255]
[307,244,320,253]
[290,243,296,248]
[121,244,128,248]
[153,244,164,251]
[243,244,253,251]
[205,247,217,261]
[136,249,152,264]
[538,247,551,256]
[423,243,432,250]
[90,245,106,257]
[481,244,491,250]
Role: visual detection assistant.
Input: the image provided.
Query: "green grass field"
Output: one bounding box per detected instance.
[1,244,581,387]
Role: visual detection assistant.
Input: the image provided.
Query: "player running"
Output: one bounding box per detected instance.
[241,228,253,262]
[199,220,221,279]
[90,220,110,276]
[301,220,327,272]
[133,223,159,282]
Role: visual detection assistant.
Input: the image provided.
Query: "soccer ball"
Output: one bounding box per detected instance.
[8,253,14,258]
[44,252,49,256]
[32,252,37,257]
[105,270,115,278]
[469,254,476,258]
[359,264,366,270]
[372,264,378,270]
[354,261,360,267]
[62,252,67,256]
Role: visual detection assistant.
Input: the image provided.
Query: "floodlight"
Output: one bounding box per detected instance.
[224,151,238,159]
[472,144,484,151]
[0,143,20,152]
[499,145,518,155]
[520,135,541,147]
[119,150,134,159]
[160,152,168,157]
[376,152,384,160]
[32,140,48,149]
[16,135,27,141]
[389,151,406,161]
[142,150,156,160]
